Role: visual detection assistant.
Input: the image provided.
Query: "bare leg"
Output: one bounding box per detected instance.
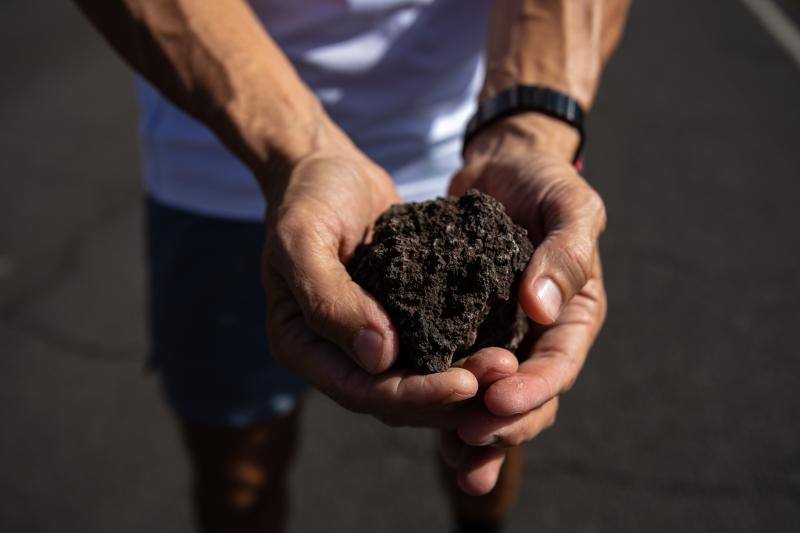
[180,410,301,533]
[439,446,524,532]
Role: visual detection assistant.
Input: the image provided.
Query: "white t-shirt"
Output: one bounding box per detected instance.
[136,0,491,220]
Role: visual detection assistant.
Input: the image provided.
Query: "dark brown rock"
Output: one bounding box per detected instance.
[349,189,534,374]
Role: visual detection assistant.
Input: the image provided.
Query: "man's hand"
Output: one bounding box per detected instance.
[439,0,631,496]
[261,138,515,428]
[441,114,608,494]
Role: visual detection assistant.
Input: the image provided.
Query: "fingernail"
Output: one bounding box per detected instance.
[533,277,562,321]
[353,328,384,372]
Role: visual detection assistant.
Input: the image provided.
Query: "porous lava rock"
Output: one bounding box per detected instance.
[349,189,534,374]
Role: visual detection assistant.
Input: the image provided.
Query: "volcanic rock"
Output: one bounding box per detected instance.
[349,189,534,374]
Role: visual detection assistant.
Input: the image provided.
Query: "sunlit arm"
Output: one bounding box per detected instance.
[478,0,632,160]
[71,0,349,190]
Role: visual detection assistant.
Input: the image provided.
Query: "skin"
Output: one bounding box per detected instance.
[440,0,632,495]
[72,0,631,524]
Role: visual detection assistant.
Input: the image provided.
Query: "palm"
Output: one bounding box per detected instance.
[262,154,481,428]
[448,152,607,417]
[265,259,491,428]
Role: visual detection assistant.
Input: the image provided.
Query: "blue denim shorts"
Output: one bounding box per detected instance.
[146,196,308,427]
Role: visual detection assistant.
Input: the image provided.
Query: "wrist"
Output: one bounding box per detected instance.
[266,97,340,164]
[248,102,358,199]
[238,91,327,166]
[219,79,345,180]
[258,119,392,209]
[463,113,580,165]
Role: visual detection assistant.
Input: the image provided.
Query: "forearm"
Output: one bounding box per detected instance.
[478,0,631,159]
[72,0,347,187]
[484,0,630,107]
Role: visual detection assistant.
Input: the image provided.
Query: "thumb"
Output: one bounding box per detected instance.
[266,212,398,374]
[519,185,606,324]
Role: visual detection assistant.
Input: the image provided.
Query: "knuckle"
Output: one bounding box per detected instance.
[531,366,559,401]
[308,293,338,323]
[565,237,594,272]
[558,238,594,291]
[530,351,577,398]
[266,209,307,271]
[554,352,582,396]
[559,358,580,393]
[273,210,304,252]
[584,188,607,233]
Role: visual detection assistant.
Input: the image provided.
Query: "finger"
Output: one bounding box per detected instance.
[267,206,398,374]
[271,316,477,417]
[270,313,477,420]
[519,181,606,325]
[484,270,605,417]
[447,165,483,198]
[439,430,464,469]
[452,347,519,387]
[457,446,507,496]
[457,398,559,448]
[444,348,519,429]
[355,366,479,416]
[267,262,479,414]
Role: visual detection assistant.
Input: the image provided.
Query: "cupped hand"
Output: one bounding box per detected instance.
[441,115,608,494]
[261,142,508,427]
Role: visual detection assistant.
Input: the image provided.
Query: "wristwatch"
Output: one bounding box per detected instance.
[463,85,586,165]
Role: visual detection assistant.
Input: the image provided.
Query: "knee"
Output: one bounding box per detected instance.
[182,414,299,512]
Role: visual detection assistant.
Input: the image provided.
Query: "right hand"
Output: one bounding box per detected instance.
[261,144,489,427]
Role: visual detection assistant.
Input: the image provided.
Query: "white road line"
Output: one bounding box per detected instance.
[740,0,800,70]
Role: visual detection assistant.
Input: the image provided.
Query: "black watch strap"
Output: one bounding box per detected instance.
[463,85,586,165]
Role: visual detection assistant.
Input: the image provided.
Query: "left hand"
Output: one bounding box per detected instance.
[440,114,608,494]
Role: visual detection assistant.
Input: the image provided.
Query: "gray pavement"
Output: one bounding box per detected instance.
[1,1,799,531]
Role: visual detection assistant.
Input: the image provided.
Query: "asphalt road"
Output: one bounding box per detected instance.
[1,1,799,532]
